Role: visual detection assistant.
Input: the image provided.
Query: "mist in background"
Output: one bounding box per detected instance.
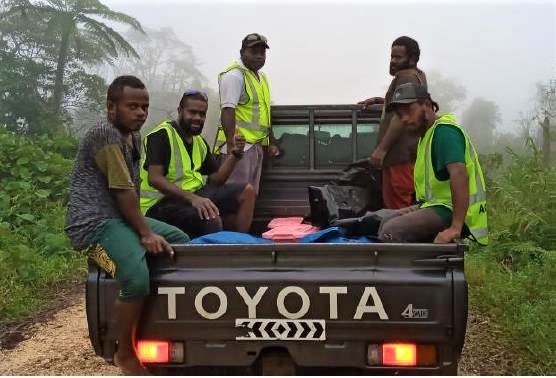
[100,0,555,143]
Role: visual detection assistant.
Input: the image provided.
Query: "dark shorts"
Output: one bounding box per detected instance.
[145,183,246,238]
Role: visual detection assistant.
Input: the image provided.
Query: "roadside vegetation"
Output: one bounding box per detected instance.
[0,128,85,325]
[466,145,556,375]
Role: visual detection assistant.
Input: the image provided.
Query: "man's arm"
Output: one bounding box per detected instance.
[371,72,424,168]
[147,165,219,220]
[434,162,469,243]
[370,114,404,168]
[113,188,173,255]
[219,70,244,152]
[221,107,237,152]
[208,133,245,185]
[267,126,281,157]
[358,97,385,110]
[208,154,239,186]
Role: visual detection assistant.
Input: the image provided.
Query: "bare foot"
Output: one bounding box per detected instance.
[114,352,151,376]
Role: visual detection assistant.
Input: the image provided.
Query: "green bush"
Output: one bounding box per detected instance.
[0,128,85,325]
[466,144,556,374]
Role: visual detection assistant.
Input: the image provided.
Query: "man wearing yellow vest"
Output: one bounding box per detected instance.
[215,33,280,194]
[140,90,256,238]
[378,83,488,245]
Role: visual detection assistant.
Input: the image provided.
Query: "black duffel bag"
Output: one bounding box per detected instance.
[307,159,383,228]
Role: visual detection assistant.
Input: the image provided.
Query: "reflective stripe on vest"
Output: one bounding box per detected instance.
[415,113,489,245]
[214,62,271,151]
[139,121,207,214]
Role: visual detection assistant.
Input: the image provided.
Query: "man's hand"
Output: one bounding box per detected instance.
[434,227,462,244]
[191,195,220,220]
[230,133,245,158]
[370,147,387,168]
[234,133,246,151]
[358,97,385,110]
[267,143,281,157]
[141,232,174,256]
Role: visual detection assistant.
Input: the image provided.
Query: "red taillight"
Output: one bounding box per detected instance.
[382,343,417,366]
[137,340,170,363]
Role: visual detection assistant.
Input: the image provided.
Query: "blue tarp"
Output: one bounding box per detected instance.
[299,227,374,243]
[189,231,272,244]
[188,228,375,244]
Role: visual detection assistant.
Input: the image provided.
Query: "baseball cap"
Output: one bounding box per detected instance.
[242,33,270,49]
[386,82,430,111]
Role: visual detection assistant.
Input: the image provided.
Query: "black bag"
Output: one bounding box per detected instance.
[307,159,383,228]
[308,184,368,228]
[333,158,383,211]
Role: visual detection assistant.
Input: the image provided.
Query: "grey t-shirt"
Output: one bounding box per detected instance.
[65,122,141,249]
[219,59,250,109]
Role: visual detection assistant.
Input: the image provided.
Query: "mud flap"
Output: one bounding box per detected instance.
[259,349,296,376]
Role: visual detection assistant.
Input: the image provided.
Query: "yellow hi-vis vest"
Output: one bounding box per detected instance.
[139,120,207,214]
[414,114,489,245]
[214,61,271,153]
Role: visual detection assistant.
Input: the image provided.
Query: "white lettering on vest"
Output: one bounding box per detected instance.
[194,286,228,320]
[158,287,185,320]
[236,286,268,319]
[319,286,348,320]
[353,287,388,320]
[277,286,310,319]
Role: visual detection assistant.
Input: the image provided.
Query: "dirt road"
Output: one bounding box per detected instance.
[0,288,518,375]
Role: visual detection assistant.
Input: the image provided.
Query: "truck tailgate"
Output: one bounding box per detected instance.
[94,243,467,370]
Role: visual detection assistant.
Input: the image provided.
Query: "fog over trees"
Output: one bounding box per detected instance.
[1,0,554,160]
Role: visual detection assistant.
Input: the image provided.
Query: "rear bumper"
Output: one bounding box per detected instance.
[142,339,459,371]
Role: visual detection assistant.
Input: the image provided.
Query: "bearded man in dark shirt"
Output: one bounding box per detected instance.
[139,90,256,238]
[359,36,427,209]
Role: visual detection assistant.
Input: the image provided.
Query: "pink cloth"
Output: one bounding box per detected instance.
[267,217,305,229]
[263,218,319,243]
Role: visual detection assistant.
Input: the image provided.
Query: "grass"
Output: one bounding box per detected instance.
[466,245,556,374]
[465,145,556,374]
[0,203,87,326]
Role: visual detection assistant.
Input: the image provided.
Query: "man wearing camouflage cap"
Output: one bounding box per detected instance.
[379,83,488,245]
[214,33,280,195]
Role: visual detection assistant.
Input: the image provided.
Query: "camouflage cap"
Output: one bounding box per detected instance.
[242,33,269,49]
[386,82,429,111]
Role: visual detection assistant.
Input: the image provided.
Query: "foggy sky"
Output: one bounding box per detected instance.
[102,0,555,132]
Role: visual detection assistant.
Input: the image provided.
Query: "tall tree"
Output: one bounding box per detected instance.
[533,80,556,164]
[1,0,144,114]
[0,1,56,133]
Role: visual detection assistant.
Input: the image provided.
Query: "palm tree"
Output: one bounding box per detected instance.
[1,0,144,114]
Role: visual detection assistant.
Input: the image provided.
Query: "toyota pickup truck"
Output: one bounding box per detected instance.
[86,104,468,375]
